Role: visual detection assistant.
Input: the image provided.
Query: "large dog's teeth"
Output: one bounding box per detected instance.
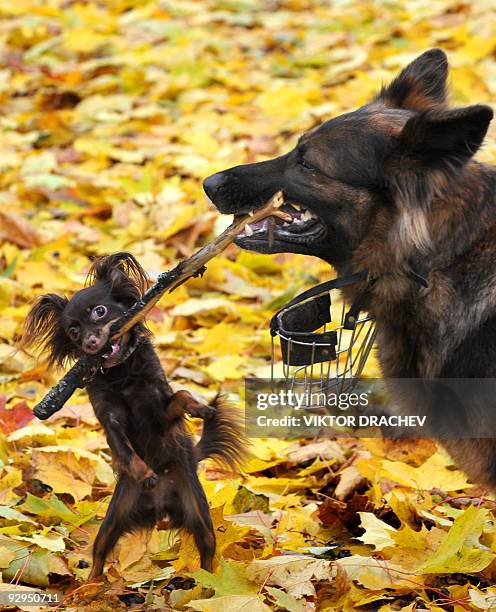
[244,224,253,236]
[301,209,314,222]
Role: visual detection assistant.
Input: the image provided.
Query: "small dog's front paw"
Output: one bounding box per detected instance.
[130,456,157,487]
[188,404,216,420]
[142,471,158,490]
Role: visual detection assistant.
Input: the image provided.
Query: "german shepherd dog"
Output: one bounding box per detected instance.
[203,49,496,488]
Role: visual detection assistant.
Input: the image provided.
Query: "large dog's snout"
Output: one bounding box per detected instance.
[203,172,226,202]
[204,154,288,214]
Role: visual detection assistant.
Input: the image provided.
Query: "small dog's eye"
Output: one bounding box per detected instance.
[68,326,79,341]
[91,305,108,321]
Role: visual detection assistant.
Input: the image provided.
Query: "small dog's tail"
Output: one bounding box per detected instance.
[196,395,249,471]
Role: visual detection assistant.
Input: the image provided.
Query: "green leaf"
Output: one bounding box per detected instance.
[23,173,73,190]
[19,494,84,526]
[0,506,37,525]
[191,558,259,597]
[265,587,305,612]
[418,505,495,573]
[13,528,66,552]
[0,536,69,586]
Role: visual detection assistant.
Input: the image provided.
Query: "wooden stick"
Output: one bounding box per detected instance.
[33,191,287,419]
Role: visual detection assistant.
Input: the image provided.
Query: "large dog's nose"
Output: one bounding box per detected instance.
[203,172,225,201]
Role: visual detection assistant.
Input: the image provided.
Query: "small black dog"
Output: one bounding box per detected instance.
[22,252,247,579]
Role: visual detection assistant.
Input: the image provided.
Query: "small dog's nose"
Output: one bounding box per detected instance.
[203,172,225,201]
[84,334,101,351]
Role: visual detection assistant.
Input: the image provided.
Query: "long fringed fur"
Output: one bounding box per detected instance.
[196,395,249,471]
[20,293,73,368]
[87,251,149,306]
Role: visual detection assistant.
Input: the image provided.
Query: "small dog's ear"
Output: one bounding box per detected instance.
[88,252,149,305]
[375,48,448,111]
[21,294,71,368]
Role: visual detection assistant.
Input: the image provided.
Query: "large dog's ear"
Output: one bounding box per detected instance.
[21,294,71,368]
[397,105,493,171]
[375,48,448,111]
[88,252,148,305]
[386,104,493,253]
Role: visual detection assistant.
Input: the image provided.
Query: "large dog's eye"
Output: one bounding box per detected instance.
[299,157,315,171]
[91,305,107,321]
[68,326,80,341]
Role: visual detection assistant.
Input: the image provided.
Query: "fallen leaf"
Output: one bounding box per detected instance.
[191,558,259,597]
[335,466,366,500]
[245,556,335,598]
[0,212,39,249]
[188,594,272,612]
[418,506,495,574]
[357,512,396,551]
[0,399,34,434]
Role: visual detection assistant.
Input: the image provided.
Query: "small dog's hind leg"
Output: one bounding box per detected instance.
[179,472,216,571]
[88,477,139,580]
[194,502,216,571]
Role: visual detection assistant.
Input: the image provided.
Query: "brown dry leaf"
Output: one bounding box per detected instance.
[286,439,346,465]
[334,465,366,501]
[245,555,336,599]
[0,211,40,249]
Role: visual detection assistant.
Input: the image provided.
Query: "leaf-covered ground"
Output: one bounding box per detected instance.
[2,0,496,610]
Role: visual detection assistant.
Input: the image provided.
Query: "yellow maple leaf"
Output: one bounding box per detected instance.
[379,451,472,492]
[173,506,248,572]
[204,354,245,381]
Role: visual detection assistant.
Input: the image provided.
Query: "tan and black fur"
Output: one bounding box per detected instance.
[22,253,247,578]
[204,49,496,488]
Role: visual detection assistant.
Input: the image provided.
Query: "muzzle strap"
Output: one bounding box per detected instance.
[270,266,429,334]
[343,267,429,329]
[270,270,368,335]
